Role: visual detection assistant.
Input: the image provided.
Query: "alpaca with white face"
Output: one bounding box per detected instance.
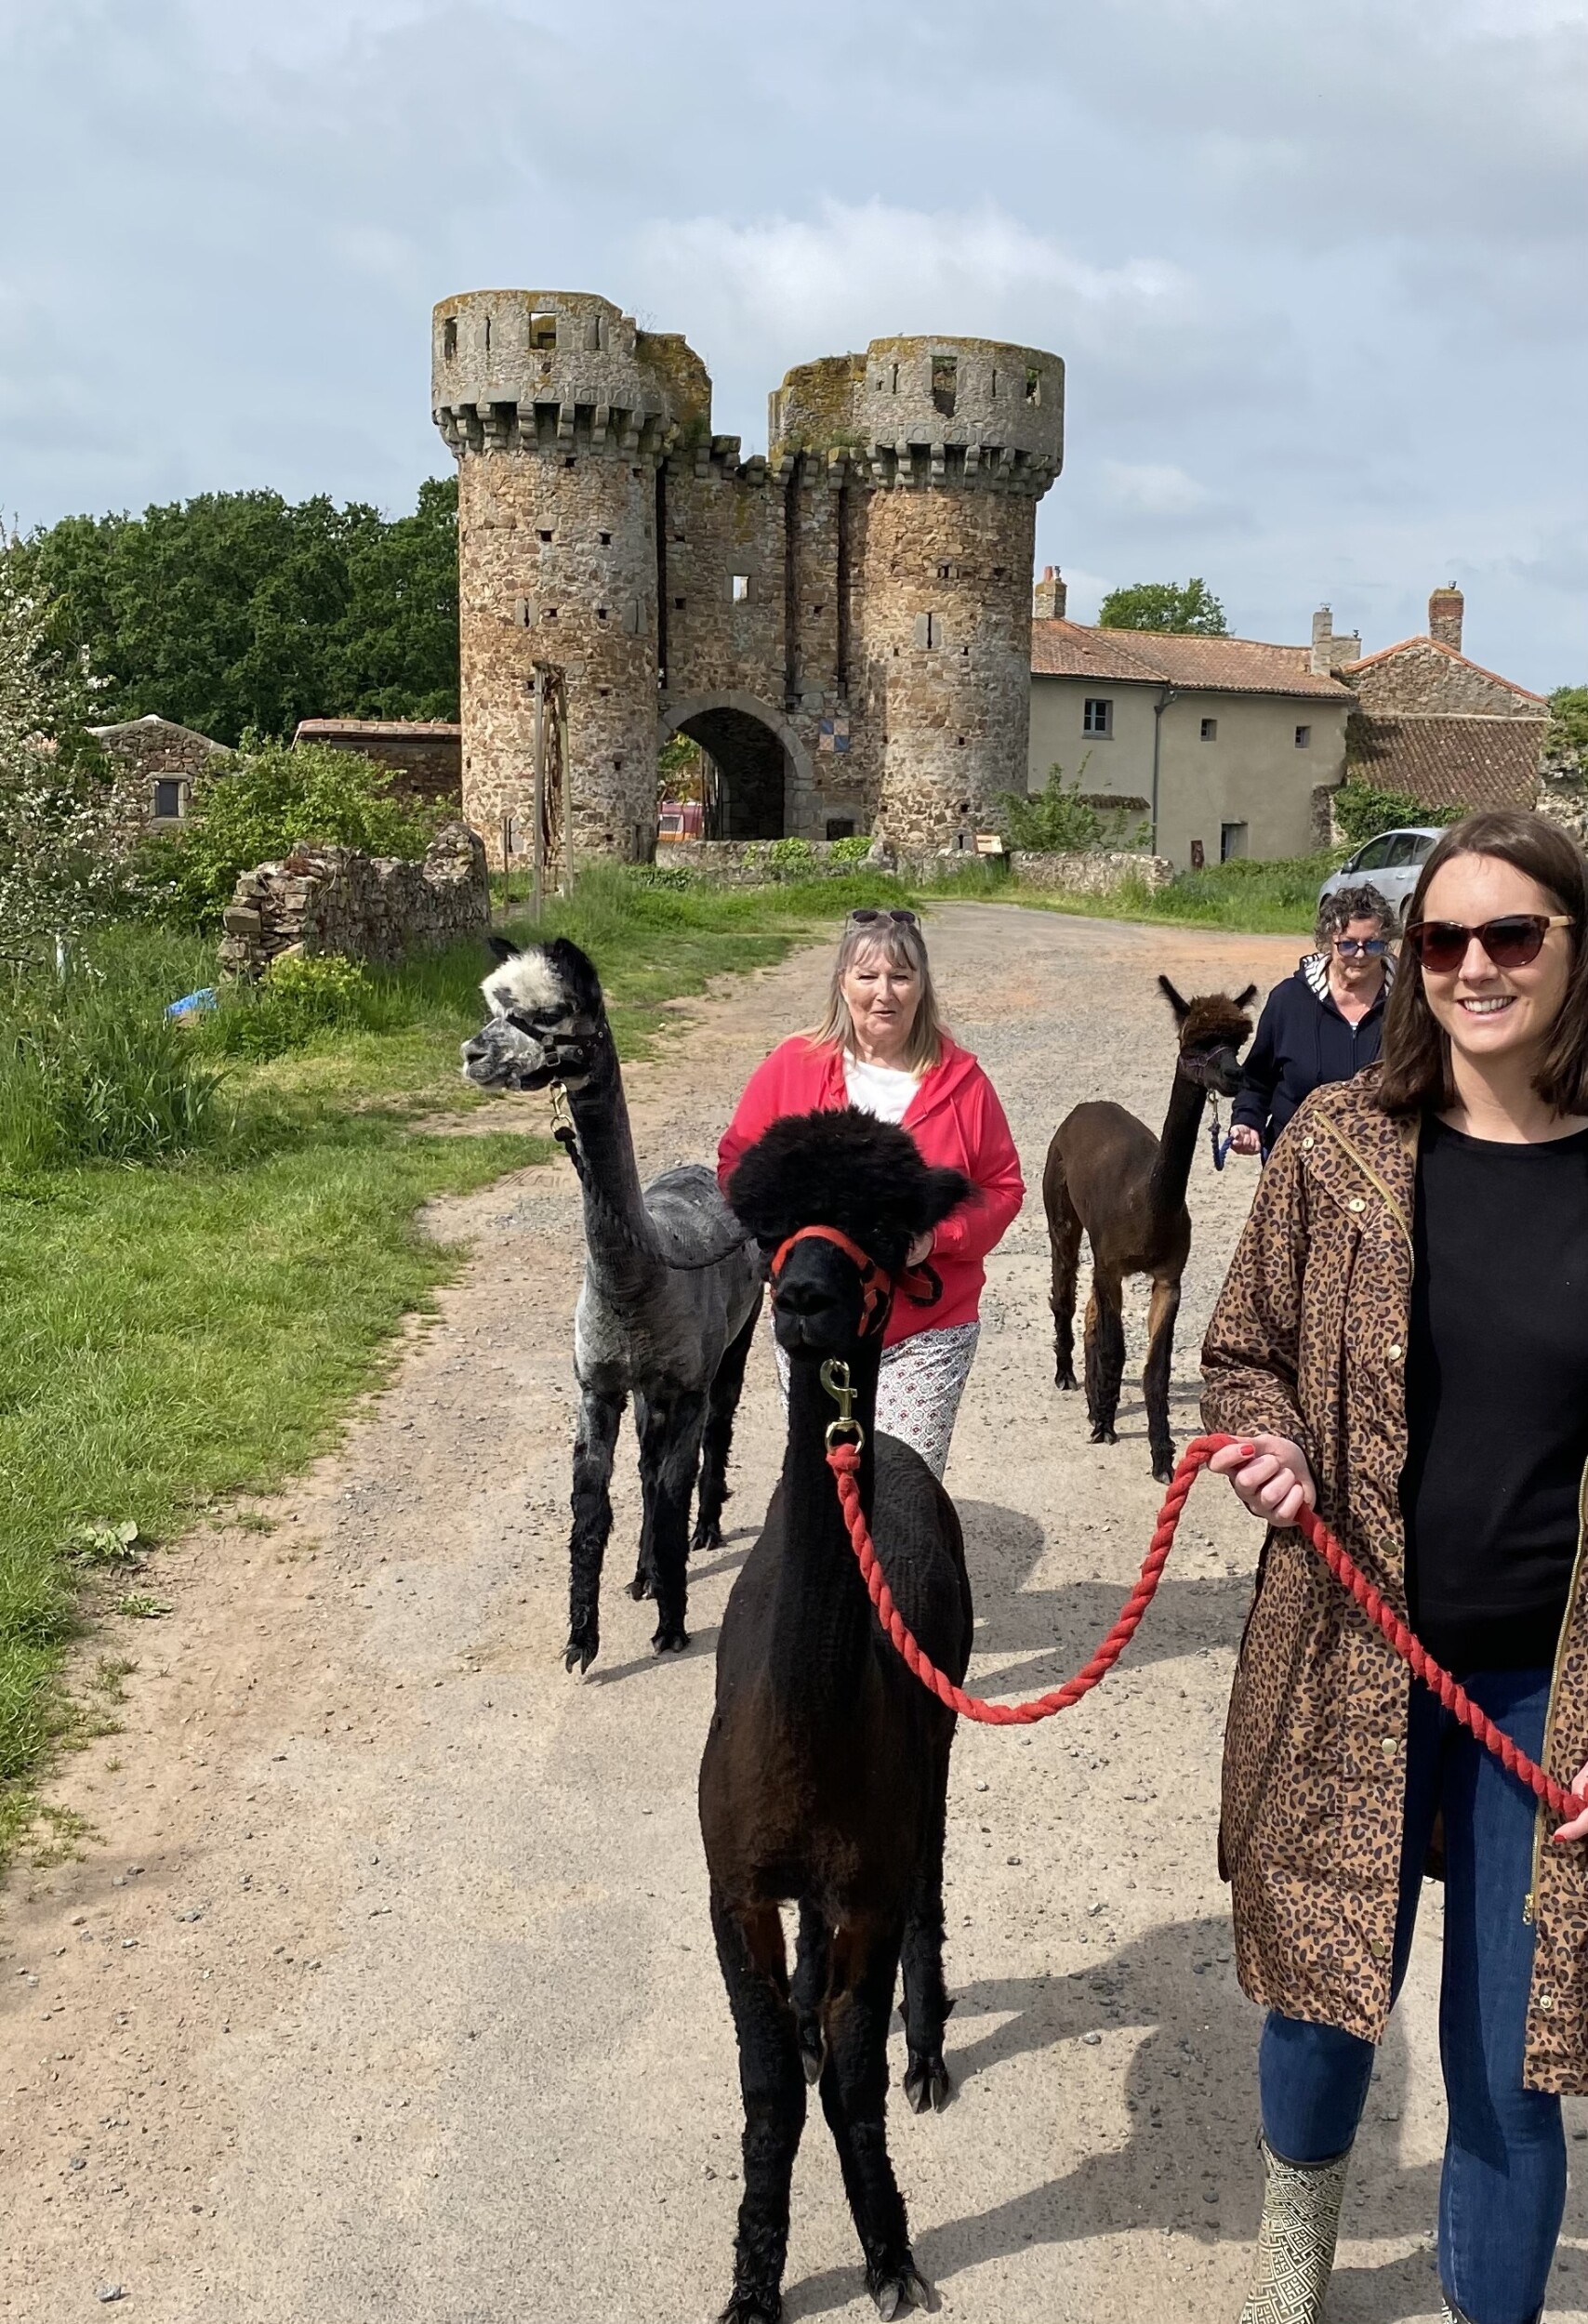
[464,936,762,1671]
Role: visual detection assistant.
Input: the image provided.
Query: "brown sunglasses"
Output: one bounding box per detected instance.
[1403,914,1575,973]
[847,907,920,929]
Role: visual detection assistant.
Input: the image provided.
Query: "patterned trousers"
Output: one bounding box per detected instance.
[774,1320,980,1481]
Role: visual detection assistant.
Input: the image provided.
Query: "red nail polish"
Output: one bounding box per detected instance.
[1239,1444,1257,1459]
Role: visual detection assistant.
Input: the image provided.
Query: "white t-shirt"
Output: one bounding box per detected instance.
[844,1054,920,1126]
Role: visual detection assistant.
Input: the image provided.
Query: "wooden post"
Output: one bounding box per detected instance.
[531,669,547,922]
[560,671,575,898]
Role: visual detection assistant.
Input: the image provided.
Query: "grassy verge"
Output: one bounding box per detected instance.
[0,865,906,1858]
[986,853,1331,935]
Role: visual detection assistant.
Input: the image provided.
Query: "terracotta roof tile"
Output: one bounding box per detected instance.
[1345,712,1546,811]
[1030,619,1355,700]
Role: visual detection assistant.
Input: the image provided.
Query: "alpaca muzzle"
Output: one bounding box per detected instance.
[768,1224,942,1340]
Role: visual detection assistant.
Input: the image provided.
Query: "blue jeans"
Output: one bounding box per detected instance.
[1260,1668,1566,2324]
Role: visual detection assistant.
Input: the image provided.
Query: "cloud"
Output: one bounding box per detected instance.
[0,0,1581,690]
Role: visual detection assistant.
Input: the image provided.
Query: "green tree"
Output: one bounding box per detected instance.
[1332,780,1464,850]
[1096,577,1228,636]
[20,480,459,746]
[1547,686,1588,781]
[0,545,121,965]
[999,761,1145,853]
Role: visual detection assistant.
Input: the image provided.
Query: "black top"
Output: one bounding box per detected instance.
[1402,1116,1588,1672]
[1233,956,1390,1152]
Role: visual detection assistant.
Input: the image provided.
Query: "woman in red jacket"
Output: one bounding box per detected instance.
[718,906,1024,1477]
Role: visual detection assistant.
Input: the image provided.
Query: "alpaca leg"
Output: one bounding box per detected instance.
[711,1887,806,2324]
[1142,1274,1183,1485]
[694,1295,761,1554]
[1083,1274,1127,1446]
[790,1898,830,2086]
[1047,1176,1083,1393]
[565,1386,624,1675]
[637,1388,708,1656]
[818,1915,928,2318]
[899,1757,955,2115]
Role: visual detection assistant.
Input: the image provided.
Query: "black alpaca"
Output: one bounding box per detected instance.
[700,1108,973,2324]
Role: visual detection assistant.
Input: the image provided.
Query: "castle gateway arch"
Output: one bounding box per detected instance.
[658,693,814,841]
[433,287,1063,861]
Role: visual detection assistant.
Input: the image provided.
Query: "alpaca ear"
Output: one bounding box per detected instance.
[1158,975,1189,1021]
[920,1165,973,1232]
[486,935,520,963]
[1235,984,1259,1009]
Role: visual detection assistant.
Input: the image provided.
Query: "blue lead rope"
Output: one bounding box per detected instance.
[1208,1100,1232,1172]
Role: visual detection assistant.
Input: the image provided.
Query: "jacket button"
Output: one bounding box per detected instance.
[1387,1343,1402,1362]
[1540,1992,1556,2014]
[1348,1197,1366,1213]
[1380,1736,1397,1758]
[1302,1135,1314,1151]
[1368,1935,1390,1961]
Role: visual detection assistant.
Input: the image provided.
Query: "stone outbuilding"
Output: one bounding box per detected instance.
[1333,588,1548,812]
[292,719,462,810]
[432,287,1064,861]
[88,713,225,834]
[1029,586,1355,866]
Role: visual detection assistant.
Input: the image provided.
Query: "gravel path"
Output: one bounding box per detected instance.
[5,901,1588,2323]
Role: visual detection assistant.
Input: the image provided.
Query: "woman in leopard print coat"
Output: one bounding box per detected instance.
[1203,811,1588,2324]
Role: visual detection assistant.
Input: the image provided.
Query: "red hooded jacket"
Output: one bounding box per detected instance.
[717,1034,1025,1346]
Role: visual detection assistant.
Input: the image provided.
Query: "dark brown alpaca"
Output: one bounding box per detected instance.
[701,1108,973,2324]
[1044,976,1256,1482]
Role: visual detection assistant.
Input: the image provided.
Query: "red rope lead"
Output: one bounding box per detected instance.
[827,1430,1587,1825]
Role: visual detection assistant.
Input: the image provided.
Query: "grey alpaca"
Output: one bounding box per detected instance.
[462,935,762,1671]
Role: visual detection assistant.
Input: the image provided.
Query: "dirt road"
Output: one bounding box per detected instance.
[6,902,1588,2324]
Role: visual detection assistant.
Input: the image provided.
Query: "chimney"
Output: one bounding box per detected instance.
[1033,564,1067,622]
[1310,604,1360,675]
[1429,584,1464,653]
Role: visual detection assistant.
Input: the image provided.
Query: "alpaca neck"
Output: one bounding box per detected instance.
[1149,1065,1207,1216]
[565,1036,658,1297]
[768,1331,884,1723]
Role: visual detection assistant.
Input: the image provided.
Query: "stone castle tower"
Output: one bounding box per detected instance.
[432,289,1063,857]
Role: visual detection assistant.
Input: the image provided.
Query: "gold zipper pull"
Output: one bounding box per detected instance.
[1523,1891,1535,1926]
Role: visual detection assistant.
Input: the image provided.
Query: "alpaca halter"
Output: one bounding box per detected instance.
[767,1223,941,1339]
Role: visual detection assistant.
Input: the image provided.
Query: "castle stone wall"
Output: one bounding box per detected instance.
[434,291,1063,860]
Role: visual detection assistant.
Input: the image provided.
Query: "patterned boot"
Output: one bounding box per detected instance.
[1237,2134,1350,2323]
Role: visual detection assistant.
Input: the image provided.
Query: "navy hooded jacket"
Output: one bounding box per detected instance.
[1231,952,1394,1152]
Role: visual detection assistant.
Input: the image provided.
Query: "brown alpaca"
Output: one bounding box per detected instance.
[1044,976,1256,1481]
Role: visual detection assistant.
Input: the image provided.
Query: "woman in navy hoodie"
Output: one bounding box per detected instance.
[1230,883,1396,1159]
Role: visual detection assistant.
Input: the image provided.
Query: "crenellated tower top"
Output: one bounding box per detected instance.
[431,288,712,459]
[770,334,1064,494]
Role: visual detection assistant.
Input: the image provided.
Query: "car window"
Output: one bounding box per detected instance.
[1356,836,1394,870]
[1409,834,1436,865]
[1385,833,1419,866]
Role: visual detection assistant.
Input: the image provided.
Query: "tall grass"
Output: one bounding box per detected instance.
[0,972,231,1175]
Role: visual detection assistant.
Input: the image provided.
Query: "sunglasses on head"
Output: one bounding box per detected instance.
[1334,936,1389,958]
[847,907,920,930]
[1403,914,1575,974]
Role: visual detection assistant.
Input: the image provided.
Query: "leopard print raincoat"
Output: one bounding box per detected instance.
[1201,1070,1588,2092]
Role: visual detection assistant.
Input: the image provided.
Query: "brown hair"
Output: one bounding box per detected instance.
[804,914,947,1074]
[1375,811,1588,1116]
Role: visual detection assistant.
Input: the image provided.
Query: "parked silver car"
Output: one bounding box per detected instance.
[1317,826,1445,931]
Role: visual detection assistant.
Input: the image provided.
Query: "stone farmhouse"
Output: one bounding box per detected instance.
[1029,572,1356,866]
[88,713,225,836]
[430,287,1064,861]
[1326,587,1548,814]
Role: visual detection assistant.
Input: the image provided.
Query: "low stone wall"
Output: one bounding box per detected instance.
[658,839,865,885]
[1006,848,1173,894]
[658,838,1173,895]
[218,822,489,979]
[1536,776,1588,852]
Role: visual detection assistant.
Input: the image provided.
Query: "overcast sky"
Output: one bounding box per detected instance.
[2,0,1584,688]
